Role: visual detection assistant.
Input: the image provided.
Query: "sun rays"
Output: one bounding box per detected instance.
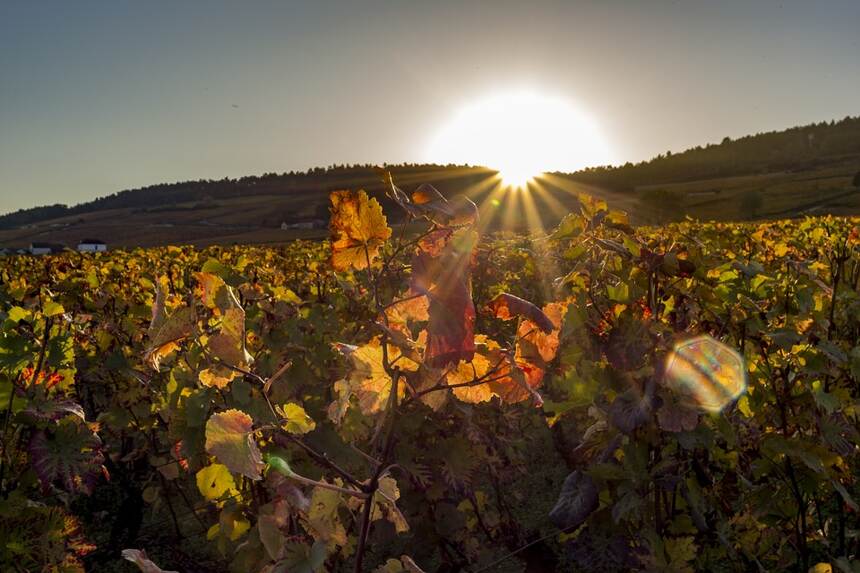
[426,90,614,190]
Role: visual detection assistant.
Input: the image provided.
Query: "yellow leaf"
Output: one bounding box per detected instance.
[195,272,240,311]
[306,483,348,546]
[195,463,237,501]
[199,366,238,389]
[329,190,392,271]
[737,395,752,418]
[278,402,317,434]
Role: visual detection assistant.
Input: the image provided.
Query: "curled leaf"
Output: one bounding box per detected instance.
[204,409,264,480]
[122,549,179,573]
[486,293,554,333]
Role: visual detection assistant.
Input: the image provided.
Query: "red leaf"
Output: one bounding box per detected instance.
[410,230,479,368]
[486,293,554,333]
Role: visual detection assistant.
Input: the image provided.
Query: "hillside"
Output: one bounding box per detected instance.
[1,116,859,249]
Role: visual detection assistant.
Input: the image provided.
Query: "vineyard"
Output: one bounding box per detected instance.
[3,180,860,573]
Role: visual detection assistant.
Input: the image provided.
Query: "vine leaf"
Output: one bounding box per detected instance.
[195,271,240,311]
[447,356,495,404]
[385,177,477,228]
[411,228,479,368]
[549,470,599,530]
[28,415,105,494]
[281,540,328,573]
[373,476,410,533]
[278,402,317,434]
[148,275,170,333]
[199,365,238,389]
[329,190,392,271]
[144,306,195,371]
[305,484,348,546]
[486,293,554,333]
[609,390,651,434]
[121,549,179,573]
[513,301,567,389]
[195,463,237,501]
[258,513,284,561]
[657,396,699,433]
[330,337,418,418]
[207,307,251,368]
[204,409,264,480]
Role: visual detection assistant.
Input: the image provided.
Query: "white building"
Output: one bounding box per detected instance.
[77,239,107,252]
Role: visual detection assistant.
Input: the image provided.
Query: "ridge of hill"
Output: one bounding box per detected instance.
[1,116,859,249]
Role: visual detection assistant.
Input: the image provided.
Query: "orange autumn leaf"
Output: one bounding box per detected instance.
[448,355,495,404]
[329,190,392,271]
[511,301,568,392]
[515,301,567,364]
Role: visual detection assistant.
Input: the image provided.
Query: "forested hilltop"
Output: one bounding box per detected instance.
[0,165,494,230]
[568,115,860,191]
[3,115,859,232]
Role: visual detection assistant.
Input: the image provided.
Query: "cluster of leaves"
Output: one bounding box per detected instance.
[4,179,860,572]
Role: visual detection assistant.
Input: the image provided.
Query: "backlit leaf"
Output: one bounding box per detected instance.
[485,292,554,333]
[204,409,264,480]
[195,463,237,501]
[329,190,392,271]
[278,402,317,434]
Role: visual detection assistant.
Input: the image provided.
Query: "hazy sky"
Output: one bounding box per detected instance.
[1,0,859,213]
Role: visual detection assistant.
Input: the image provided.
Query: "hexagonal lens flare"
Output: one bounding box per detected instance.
[664,335,747,413]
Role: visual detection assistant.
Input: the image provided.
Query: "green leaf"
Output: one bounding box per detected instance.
[665,536,697,569]
[606,282,630,303]
[42,301,65,317]
[278,540,327,573]
[548,213,584,241]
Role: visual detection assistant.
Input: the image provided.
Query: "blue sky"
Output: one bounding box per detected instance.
[1,0,858,213]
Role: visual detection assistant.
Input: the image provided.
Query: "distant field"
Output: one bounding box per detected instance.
[1,158,858,249]
[632,159,860,222]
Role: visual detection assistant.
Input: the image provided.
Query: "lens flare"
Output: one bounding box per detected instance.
[663,335,746,413]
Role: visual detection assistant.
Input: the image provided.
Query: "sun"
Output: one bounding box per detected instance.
[426,90,613,187]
